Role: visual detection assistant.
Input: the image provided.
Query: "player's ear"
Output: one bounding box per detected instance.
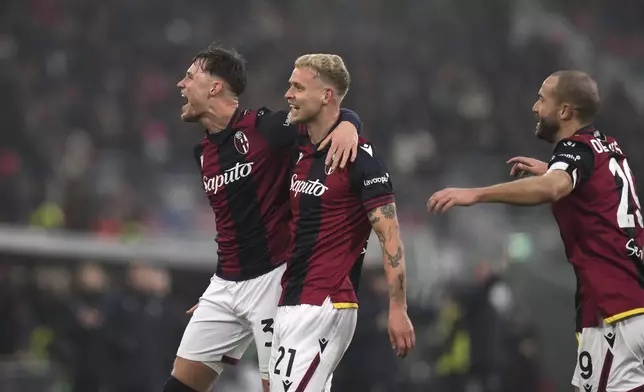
[209,81,223,97]
[560,103,574,121]
[322,87,333,104]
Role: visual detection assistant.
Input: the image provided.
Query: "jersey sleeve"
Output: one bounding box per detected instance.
[256,107,362,148]
[547,139,595,189]
[349,142,395,211]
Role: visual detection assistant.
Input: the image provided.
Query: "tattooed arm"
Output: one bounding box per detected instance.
[368,202,407,308]
[368,202,415,357]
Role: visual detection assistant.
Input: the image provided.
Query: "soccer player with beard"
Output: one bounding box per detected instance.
[164,44,363,392]
[428,70,644,392]
[269,54,415,392]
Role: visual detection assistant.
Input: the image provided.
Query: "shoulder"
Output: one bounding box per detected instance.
[350,138,390,177]
[354,138,382,162]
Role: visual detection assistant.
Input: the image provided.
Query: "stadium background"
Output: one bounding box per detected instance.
[2,0,643,391]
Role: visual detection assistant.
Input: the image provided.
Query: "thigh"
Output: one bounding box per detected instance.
[571,326,605,392]
[246,264,286,380]
[607,315,644,391]
[177,276,253,374]
[572,317,644,392]
[269,298,357,392]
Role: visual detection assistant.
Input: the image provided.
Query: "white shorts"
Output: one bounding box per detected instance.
[269,297,357,392]
[177,263,286,379]
[572,315,644,392]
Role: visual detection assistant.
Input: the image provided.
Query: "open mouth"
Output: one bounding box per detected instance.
[181,92,189,108]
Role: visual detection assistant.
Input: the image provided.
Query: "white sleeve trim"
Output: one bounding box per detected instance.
[548,161,578,188]
[547,161,569,172]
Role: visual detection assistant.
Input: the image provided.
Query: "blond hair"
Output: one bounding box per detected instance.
[294,54,350,101]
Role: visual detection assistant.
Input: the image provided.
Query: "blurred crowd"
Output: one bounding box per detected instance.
[0,256,552,392]
[3,0,642,237]
[2,0,644,390]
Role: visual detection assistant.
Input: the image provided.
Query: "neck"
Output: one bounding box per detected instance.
[554,119,590,144]
[307,106,341,145]
[200,99,239,134]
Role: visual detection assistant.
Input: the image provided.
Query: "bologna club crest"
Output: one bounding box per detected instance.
[234,131,249,155]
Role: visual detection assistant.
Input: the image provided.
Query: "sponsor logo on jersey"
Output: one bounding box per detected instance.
[203,162,254,194]
[290,174,328,197]
[555,153,581,162]
[234,131,249,154]
[364,173,389,187]
[283,112,292,126]
[626,238,643,261]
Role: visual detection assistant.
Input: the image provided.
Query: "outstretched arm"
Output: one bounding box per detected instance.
[478,169,574,205]
[368,202,415,357]
[428,170,573,213]
[429,139,595,213]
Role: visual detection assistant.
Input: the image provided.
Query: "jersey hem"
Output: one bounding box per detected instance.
[332,302,359,309]
[216,260,286,282]
[603,308,644,324]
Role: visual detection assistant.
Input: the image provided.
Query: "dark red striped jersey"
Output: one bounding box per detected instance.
[548,126,644,331]
[280,136,394,308]
[195,108,361,281]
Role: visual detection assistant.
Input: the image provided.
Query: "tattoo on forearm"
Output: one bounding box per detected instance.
[368,209,380,225]
[386,246,403,268]
[389,274,405,300]
[379,204,396,219]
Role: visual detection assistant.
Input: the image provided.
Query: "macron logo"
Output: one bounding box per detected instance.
[364,173,389,187]
[360,144,373,157]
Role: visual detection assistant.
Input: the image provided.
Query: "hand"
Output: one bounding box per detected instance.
[427,188,481,213]
[507,156,548,177]
[186,303,198,315]
[388,307,415,358]
[318,122,358,171]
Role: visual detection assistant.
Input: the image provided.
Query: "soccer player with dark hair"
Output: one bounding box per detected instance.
[163,43,363,392]
[268,54,415,392]
[428,70,644,392]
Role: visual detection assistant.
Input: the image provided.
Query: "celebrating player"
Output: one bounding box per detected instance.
[164,44,363,392]
[269,54,415,392]
[428,70,644,392]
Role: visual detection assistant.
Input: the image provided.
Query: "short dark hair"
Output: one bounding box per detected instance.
[193,43,247,96]
[551,70,600,122]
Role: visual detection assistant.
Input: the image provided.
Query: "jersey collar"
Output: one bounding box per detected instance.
[303,117,343,157]
[574,124,597,136]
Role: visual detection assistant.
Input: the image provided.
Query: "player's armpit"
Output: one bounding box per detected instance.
[368,203,406,307]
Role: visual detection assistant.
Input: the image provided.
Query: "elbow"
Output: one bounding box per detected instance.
[543,183,568,203]
[544,187,560,203]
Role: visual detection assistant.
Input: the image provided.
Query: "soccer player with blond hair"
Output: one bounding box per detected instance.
[268,54,415,391]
